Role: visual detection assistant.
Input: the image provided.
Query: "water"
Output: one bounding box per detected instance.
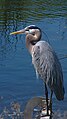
[0,0,67,118]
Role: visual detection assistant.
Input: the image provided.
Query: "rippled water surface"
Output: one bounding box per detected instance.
[0,0,67,118]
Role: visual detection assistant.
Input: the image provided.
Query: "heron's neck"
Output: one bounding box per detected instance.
[26,35,34,54]
[26,31,41,54]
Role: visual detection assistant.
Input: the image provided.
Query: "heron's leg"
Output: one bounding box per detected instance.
[45,83,49,115]
[50,91,53,117]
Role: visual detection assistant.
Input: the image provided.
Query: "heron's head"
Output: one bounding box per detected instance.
[10,25,42,40]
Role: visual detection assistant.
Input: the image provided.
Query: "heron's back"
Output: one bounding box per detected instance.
[32,41,65,100]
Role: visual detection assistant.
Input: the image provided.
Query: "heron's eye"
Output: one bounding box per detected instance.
[29,29,35,35]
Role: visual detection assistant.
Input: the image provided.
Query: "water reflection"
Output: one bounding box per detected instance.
[0,0,67,37]
[0,0,67,22]
[0,0,67,30]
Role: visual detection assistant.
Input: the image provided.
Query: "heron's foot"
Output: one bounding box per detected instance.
[45,100,53,118]
[40,108,53,119]
[45,99,49,115]
[49,100,54,117]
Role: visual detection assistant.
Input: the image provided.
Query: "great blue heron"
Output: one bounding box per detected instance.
[10,25,65,116]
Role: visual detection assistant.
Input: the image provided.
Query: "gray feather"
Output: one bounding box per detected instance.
[32,41,65,100]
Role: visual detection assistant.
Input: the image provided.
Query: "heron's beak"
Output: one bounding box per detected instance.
[10,29,25,35]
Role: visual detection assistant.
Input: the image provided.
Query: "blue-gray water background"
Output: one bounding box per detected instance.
[0,0,67,118]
